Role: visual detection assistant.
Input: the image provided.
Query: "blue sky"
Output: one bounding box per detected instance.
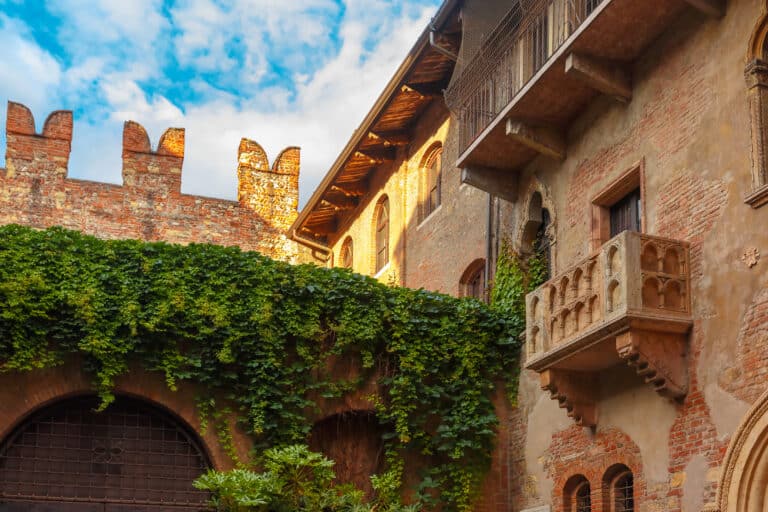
[0,0,441,206]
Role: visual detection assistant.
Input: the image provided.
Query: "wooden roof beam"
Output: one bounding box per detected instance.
[305,216,338,235]
[368,131,410,147]
[506,120,566,161]
[321,195,359,211]
[403,81,444,98]
[400,83,438,100]
[331,182,367,197]
[354,147,396,165]
[683,0,724,17]
[565,53,631,103]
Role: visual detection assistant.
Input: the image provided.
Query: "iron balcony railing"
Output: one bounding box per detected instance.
[445,0,604,153]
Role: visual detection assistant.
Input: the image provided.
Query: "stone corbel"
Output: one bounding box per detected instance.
[745,59,768,208]
[540,369,598,428]
[615,330,688,399]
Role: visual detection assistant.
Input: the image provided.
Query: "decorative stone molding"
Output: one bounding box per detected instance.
[615,330,687,399]
[716,387,768,512]
[526,231,692,425]
[540,369,598,428]
[745,5,768,208]
[740,247,760,268]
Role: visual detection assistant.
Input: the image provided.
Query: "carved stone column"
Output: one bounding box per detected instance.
[745,59,768,207]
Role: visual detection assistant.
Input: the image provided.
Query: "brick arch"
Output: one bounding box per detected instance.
[548,426,645,512]
[0,361,247,470]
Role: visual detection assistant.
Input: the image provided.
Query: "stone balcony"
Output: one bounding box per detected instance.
[524,231,692,427]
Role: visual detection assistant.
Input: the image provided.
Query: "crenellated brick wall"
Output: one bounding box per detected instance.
[1,101,299,261]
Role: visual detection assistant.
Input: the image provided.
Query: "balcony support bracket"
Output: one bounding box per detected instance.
[506,120,566,161]
[565,53,632,103]
[616,330,688,400]
[461,166,518,202]
[540,369,598,428]
[683,0,725,17]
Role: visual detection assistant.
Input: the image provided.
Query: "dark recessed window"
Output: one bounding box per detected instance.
[375,197,389,273]
[612,472,634,512]
[425,149,442,218]
[609,188,641,237]
[340,237,353,269]
[575,482,592,512]
[460,259,486,301]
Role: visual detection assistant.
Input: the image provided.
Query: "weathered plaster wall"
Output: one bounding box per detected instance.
[501,0,768,511]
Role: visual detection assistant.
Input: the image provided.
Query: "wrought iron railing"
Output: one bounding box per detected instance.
[445,0,605,153]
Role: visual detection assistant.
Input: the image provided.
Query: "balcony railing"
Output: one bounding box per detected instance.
[525,231,692,368]
[445,0,604,153]
[524,231,692,426]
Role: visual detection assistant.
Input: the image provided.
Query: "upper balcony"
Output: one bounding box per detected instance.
[524,231,692,427]
[445,0,723,176]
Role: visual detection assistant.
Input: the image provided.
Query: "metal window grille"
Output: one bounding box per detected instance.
[613,473,634,512]
[445,0,607,152]
[575,482,591,512]
[0,396,210,508]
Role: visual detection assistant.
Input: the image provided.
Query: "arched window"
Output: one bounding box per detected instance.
[564,475,592,512]
[746,10,768,208]
[460,259,486,301]
[374,196,390,273]
[421,145,442,220]
[0,395,210,509]
[521,191,553,280]
[603,464,634,512]
[575,482,592,512]
[340,237,353,269]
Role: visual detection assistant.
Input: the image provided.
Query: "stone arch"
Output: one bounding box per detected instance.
[717,387,768,512]
[0,362,244,471]
[745,3,768,207]
[516,180,556,276]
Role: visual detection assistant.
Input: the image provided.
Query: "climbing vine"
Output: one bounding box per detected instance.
[0,225,533,511]
[490,238,547,403]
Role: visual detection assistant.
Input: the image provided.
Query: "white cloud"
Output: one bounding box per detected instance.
[0,15,62,126]
[0,1,441,208]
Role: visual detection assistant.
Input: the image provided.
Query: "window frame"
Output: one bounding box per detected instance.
[374,196,390,274]
[590,161,645,251]
[420,144,443,222]
[459,259,486,301]
[340,237,353,269]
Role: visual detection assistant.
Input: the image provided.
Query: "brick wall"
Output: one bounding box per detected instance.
[1,101,299,261]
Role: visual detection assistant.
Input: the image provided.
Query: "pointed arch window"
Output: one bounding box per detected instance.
[422,146,442,220]
[460,259,486,301]
[374,196,390,273]
[340,237,353,269]
[564,475,592,512]
[603,464,634,512]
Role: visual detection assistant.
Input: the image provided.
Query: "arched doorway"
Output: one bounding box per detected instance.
[0,395,211,511]
[718,388,768,512]
[308,411,384,497]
